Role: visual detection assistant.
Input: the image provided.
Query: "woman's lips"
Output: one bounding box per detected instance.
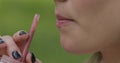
[56,15,74,28]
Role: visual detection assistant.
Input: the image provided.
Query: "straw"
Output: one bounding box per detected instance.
[22,14,40,62]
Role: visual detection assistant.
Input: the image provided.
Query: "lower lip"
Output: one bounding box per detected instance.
[56,19,73,28]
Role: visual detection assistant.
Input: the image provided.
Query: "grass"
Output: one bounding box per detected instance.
[0,0,89,63]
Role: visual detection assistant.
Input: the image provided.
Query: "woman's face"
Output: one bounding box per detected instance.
[55,0,120,54]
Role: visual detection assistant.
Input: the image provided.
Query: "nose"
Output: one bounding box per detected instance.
[54,0,67,3]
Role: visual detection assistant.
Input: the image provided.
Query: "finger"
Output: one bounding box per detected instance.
[13,30,29,43]
[13,30,29,51]
[26,52,42,63]
[2,36,22,60]
[26,52,36,63]
[36,59,42,63]
[0,37,7,56]
[0,36,6,48]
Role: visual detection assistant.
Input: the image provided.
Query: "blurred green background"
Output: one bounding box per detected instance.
[0,0,89,63]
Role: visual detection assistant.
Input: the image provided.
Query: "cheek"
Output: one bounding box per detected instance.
[72,0,103,9]
[69,0,106,17]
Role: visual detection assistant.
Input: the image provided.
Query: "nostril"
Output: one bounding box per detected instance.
[54,0,67,2]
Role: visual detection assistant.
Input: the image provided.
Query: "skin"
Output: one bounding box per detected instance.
[54,0,120,63]
[0,31,41,63]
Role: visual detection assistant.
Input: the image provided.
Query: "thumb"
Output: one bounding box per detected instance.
[26,52,42,63]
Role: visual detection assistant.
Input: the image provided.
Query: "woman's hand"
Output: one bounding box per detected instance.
[0,30,42,63]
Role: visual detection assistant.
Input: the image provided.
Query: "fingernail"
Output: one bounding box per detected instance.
[0,38,4,44]
[31,52,36,63]
[12,51,21,59]
[19,30,27,35]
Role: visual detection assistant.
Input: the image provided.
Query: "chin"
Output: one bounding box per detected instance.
[60,37,83,54]
[62,43,98,55]
[60,36,99,55]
